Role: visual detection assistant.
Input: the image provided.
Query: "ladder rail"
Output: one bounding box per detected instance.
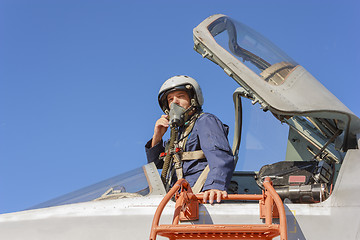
[150,179,189,235]
[263,177,287,239]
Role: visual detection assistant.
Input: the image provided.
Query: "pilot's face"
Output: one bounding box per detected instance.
[167,90,191,110]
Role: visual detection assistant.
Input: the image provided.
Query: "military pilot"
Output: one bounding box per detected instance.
[145,75,234,204]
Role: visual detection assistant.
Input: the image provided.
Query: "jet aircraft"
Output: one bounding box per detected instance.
[1,14,359,240]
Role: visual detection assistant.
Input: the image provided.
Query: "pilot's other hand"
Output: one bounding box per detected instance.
[152,115,169,147]
[202,189,228,204]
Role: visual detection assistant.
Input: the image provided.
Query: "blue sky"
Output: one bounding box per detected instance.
[1,0,359,214]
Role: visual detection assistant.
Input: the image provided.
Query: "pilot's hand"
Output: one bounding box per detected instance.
[151,115,169,147]
[202,189,228,204]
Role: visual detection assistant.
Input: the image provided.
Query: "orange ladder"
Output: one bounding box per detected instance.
[149,177,287,240]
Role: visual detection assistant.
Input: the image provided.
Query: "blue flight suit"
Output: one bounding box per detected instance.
[145,112,234,191]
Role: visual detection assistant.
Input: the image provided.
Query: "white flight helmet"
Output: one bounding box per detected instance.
[158,75,204,113]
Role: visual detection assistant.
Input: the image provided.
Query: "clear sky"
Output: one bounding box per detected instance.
[1,0,359,214]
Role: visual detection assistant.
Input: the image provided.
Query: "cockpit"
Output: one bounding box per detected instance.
[30,14,360,210]
[193,14,360,203]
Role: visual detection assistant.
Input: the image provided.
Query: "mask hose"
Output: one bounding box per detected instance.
[161,126,178,189]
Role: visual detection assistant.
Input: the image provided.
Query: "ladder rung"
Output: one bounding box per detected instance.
[157,224,280,239]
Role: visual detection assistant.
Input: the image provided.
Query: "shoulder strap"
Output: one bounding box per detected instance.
[178,112,204,149]
[192,165,210,194]
[178,121,195,149]
[178,112,209,193]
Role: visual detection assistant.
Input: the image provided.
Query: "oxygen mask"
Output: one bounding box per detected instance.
[169,103,186,127]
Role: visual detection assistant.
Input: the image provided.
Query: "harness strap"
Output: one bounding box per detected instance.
[162,112,210,192]
[160,150,205,161]
[172,114,198,181]
[174,112,209,193]
[192,165,210,194]
[173,153,183,179]
[178,120,196,148]
[181,150,205,161]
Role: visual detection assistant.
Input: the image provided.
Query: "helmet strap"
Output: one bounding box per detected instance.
[183,99,201,125]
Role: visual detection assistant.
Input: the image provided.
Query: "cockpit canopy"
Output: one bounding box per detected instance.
[29,163,165,210]
[193,14,360,152]
[208,16,298,83]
